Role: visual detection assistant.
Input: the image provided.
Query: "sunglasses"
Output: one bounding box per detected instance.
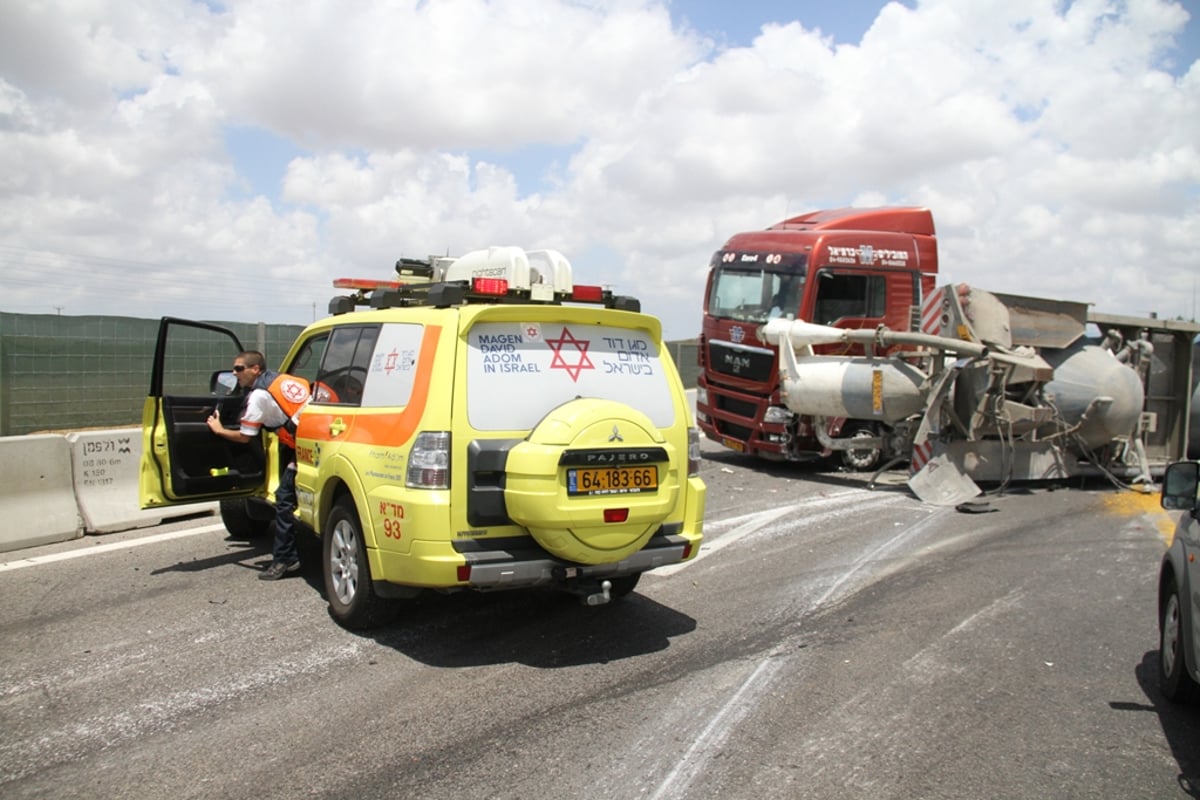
[233,365,250,373]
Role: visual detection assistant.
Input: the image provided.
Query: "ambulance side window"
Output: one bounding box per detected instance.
[314,325,379,406]
[285,333,329,387]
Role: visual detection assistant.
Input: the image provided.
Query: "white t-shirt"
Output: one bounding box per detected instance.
[238,389,291,438]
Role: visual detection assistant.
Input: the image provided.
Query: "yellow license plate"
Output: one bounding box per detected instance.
[567,466,658,496]
[721,437,745,453]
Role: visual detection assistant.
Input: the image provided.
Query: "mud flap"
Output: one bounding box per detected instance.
[907,452,981,506]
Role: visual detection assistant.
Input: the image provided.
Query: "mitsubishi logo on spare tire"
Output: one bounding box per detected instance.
[608,425,623,442]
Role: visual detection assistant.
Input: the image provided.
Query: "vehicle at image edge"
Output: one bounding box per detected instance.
[1159,461,1200,703]
[695,206,939,471]
[139,246,706,629]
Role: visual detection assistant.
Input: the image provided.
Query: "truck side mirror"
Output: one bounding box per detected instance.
[1161,461,1200,511]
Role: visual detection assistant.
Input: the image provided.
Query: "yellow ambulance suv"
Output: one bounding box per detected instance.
[140,247,706,628]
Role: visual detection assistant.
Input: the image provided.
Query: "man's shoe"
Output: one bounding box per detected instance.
[259,560,300,581]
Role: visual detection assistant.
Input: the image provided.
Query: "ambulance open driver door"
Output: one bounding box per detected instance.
[139,317,269,509]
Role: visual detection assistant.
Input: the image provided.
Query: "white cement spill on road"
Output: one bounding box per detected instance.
[652,489,905,577]
[647,657,786,800]
[0,523,228,572]
[644,496,948,798]
[0,640,362,785]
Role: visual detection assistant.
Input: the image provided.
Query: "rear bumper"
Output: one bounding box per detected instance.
[456,526,695,590]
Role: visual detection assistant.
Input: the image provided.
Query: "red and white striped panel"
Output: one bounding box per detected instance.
[920,286,946,337]
[910,440,934,474]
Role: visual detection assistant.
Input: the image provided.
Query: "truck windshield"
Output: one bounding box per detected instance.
[707,252,808,324]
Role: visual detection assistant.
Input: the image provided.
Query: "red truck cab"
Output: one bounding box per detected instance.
[696,207,939,467]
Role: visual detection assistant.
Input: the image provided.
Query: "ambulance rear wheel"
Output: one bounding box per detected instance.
[838,423,882,472]
[608,573,641,599]
[323,498,393,629]
[219,498,271,539]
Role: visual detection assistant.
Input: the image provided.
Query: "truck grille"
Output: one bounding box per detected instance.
[707,341,776,382]
[717,421,753,441]
[717,394,758,419]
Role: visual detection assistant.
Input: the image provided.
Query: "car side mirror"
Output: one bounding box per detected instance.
[1161,461,1200,512]
[211,370,239,397]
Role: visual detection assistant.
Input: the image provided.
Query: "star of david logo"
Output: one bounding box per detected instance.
[280,379,308,403]
[383,348,415,374]
[546,327,594,382]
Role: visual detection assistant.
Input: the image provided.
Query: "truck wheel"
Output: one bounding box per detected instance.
[839,423,882,472]
[1160,578,1199,702]
[219,498,271,539]
[323,498,392,629]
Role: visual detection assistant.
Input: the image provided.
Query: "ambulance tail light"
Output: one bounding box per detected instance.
[571,285,604,303]
[687,427,702,477]
[406,432,451,489]
[472,277,509,296]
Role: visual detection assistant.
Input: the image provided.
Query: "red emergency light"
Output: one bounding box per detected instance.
[572,285,604,302]
[472,277,509,295]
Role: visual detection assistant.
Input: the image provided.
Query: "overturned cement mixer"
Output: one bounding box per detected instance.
[759,283,1196,505]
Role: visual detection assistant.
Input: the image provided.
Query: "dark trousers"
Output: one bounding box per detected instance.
[273,444,299,564]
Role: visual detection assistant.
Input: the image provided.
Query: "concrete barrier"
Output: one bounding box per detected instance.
[0,434,82,553]
[67,428,216,534]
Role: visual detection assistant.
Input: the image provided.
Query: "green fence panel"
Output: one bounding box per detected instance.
[0,313,304,436]
[0,312,695,436]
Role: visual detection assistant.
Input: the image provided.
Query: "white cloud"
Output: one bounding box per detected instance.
[0,0,1197,336]
[189,0,704,150]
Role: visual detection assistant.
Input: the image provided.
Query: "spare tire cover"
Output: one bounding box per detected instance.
[505,398,680,565]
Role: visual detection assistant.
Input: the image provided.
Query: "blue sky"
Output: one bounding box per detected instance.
[675,0,908,46]
[2,0,1199,336]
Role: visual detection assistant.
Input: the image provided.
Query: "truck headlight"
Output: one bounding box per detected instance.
[763,406,794,425]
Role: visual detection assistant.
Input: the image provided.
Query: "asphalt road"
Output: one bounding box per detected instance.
[1,441,1197,799]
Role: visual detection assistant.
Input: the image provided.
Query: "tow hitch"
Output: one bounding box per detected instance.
[584,580,612,606]
[558,576,614,606]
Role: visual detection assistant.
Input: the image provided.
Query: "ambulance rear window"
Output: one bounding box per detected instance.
[465,321,676,431]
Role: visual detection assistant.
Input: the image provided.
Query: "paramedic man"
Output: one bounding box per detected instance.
[206,351,311,581]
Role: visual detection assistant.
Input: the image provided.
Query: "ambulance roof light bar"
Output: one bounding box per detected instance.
[329,246,640,314]
[442,246,574,300]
